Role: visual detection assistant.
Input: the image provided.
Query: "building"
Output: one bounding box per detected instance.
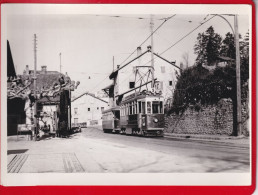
[112,47,179,106]
[71,92,108,126]
[7,63,73,136]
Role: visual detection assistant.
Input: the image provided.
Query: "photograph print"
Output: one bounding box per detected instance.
[1,4,253,186]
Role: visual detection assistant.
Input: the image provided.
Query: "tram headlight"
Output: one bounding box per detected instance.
[153,118,158,123]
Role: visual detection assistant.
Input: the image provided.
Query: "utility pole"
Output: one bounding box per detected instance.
[234,15,242,136]
[59,52,62,74]
[150,15,155,88]
[33,34,37,141]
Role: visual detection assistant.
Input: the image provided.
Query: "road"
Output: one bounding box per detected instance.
[7,126,250,173]
[78,127,250,173]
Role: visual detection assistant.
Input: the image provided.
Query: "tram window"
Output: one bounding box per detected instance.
[160,101,163,113]
[138,102,142,113]
[129,103,132,115]
[115,111,120,119]
[135,101,138,114]
[147,101,151,114]
[132,102,135,114]
[152,101,160,114]
[142,102,146,114]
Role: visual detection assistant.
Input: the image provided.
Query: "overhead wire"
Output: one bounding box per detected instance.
[86,14,177,94]
[118,14,177,67]
[94,14,170,21]
[142,14,216,66]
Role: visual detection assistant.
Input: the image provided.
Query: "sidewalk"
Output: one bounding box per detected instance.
[164,132,250,145]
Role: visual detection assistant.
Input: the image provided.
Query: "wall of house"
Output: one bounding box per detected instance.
[71,94,108,126]
[116,55,178,104]
[165,99,250,136]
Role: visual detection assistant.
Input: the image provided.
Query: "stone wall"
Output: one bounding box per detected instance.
[165,99,249,135]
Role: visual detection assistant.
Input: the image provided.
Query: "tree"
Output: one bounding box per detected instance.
[194,26,222,66]
[220,32,235,59]
[171,30,250,136]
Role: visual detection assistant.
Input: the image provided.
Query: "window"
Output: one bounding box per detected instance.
[161,66,166,73]
[129,103,132,115]
[147,101,151,114]
[74,108,78,114]
[132,102,135,114]
[152,101,160,114]
[129,82,135,89]
[88,108,90,111]
[169,81,172,86]
[135,101,137,114]
[138,101,142,113]
[142,102,146,114]
[74,118,78,123]
[101,107,104,111]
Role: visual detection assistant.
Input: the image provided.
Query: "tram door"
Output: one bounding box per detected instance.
[114,111,120,129]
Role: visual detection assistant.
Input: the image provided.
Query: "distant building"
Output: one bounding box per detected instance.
[71,92,108,126]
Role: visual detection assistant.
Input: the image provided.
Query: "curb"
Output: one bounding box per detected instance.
[164,133,248,140]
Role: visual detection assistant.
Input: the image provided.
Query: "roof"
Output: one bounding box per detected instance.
[11,72,71,103]
[102,84,114,90]
[21,72,69,91]
[7,40,16,77]
[37,96,60,104]
[102,106,120,114]
[121,91,163,104]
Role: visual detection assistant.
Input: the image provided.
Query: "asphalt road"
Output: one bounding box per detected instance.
[80,127,250,173]
[7,126,250,174]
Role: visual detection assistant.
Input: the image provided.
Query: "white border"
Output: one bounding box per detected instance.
[1,4,253,186]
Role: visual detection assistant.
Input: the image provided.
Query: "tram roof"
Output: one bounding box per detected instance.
[102,106,120,114]
[121,92,163,104]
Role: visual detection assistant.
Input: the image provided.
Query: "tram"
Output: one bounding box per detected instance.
[102,106,120,133]
[102,91,165,137]
[120,91,164,136]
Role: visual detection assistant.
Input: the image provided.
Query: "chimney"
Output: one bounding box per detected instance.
[41,65,47,74]
[180,62,184,70]
[137,46,142,67]
[25,65,29,75]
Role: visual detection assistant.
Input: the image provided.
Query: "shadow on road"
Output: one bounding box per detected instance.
[7,149,28,155]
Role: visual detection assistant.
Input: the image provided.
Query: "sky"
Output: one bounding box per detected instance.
[3,4,250,97]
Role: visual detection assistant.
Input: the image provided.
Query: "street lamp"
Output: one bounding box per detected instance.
[212,14,242,136]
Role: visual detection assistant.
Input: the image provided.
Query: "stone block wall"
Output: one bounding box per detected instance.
[165,98,249,135]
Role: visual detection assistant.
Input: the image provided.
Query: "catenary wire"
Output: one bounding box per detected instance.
[142,14,217,66]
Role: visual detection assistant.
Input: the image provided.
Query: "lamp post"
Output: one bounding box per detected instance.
[213,14,242,136]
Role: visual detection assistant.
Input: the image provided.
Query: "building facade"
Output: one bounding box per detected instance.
[71,93,108,126]
[115,48,179,106]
